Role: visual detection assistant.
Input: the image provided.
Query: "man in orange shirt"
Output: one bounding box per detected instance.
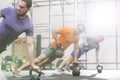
[11,24,86,77]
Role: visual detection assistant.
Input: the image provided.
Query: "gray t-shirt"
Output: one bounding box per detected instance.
[0,7,34,46]
[80,36,100,52]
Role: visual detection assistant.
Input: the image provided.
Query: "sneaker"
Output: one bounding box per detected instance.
[11,69,22,78]
[57,68,65,72]
[13,74,22,78]
[10,63,21,77]
[11,68,21,77]
[38,71,45,76]
[64,67,71,72]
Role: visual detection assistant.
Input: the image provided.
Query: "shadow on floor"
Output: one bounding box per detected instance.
[7,73,107,80]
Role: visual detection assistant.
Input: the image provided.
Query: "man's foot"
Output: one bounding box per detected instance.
[10,63,21,77]
[11,69,22,77]
[13,74,22,78]
[64,67,71,72]
[38,71,45,76]
[57,68,65,72]
[12,69,20,75]
[31,67,41,74]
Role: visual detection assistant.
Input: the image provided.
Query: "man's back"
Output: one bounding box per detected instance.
[52,27,80,50]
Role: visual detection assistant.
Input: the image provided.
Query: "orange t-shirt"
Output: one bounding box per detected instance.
[51,27,80,50]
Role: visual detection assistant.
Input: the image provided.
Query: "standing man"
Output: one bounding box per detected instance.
[57,35,104,72]
[11,24,86,76]
[0,0,37,71]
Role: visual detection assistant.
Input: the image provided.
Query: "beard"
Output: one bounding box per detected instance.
[17,13,26,17]
[17,11,27,18]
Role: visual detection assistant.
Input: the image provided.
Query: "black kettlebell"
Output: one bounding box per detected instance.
[96,65,103,73]
[72,62,81,76]
[29,70,43,80]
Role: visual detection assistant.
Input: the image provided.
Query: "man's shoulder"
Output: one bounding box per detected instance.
[60,27,74,30]
[59,27,74,34]
[25,16,34,26]
[3,7,15,10]
[0,7,16,16]
[62,26,74,28]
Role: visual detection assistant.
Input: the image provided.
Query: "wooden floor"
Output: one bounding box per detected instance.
[1,70,120,80]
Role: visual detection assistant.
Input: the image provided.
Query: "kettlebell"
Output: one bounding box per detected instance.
[29,70,43,80]
[30,75,40,80]
[72,69,80,76]
[96,65,103,73]
[72,62,81,76]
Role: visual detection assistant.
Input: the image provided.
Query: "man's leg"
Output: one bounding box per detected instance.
[57,55,74,72]
[37,58,53,67]
[34,53,49,65]
[17,61,30,72]
[11,53,48,76]
[65,55,74,68]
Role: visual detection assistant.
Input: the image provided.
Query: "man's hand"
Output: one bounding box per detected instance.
[56,43,63,50]
[55,43,64,58]
[31,65,41,73]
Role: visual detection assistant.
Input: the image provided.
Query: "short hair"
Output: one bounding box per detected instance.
[22,0,32,8]
[77,24,86,33]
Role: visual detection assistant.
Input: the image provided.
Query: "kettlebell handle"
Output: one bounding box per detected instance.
[96,65,103,70]
[29,70,44,77]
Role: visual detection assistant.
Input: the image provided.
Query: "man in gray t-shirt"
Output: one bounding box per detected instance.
[0,0,37,74]
[57,35,104,72]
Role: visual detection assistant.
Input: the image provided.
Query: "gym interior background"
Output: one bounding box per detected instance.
[0,0,120,73]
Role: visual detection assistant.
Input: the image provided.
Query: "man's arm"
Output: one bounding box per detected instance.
[74,39,79,63]
[26,36,35,67]
[96,51,100,65]
[51,28,60,43]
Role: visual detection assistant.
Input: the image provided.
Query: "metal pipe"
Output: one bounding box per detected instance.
[60,0,64,27]
[74,0,78,27]
[115,0,118,70]
[36,35,41,57]
[49,0,52,43]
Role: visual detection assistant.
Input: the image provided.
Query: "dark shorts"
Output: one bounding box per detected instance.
[71,48,84,59]
[43,44,57,60]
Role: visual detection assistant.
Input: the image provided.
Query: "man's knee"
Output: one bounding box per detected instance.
[38,58,50,66]
[35,53,47,61]
[67,55,74,61]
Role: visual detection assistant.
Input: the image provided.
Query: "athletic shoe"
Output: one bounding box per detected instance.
[57,68,65,72]
[64,67,71,72]
[39,71,45,76]
[10,63,21,77]
[13,74,22,78]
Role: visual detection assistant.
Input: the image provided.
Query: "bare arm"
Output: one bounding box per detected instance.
[74,39,79,63]
[51,28,60,43]
[26,36,35,67]
[96,51,100,65]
